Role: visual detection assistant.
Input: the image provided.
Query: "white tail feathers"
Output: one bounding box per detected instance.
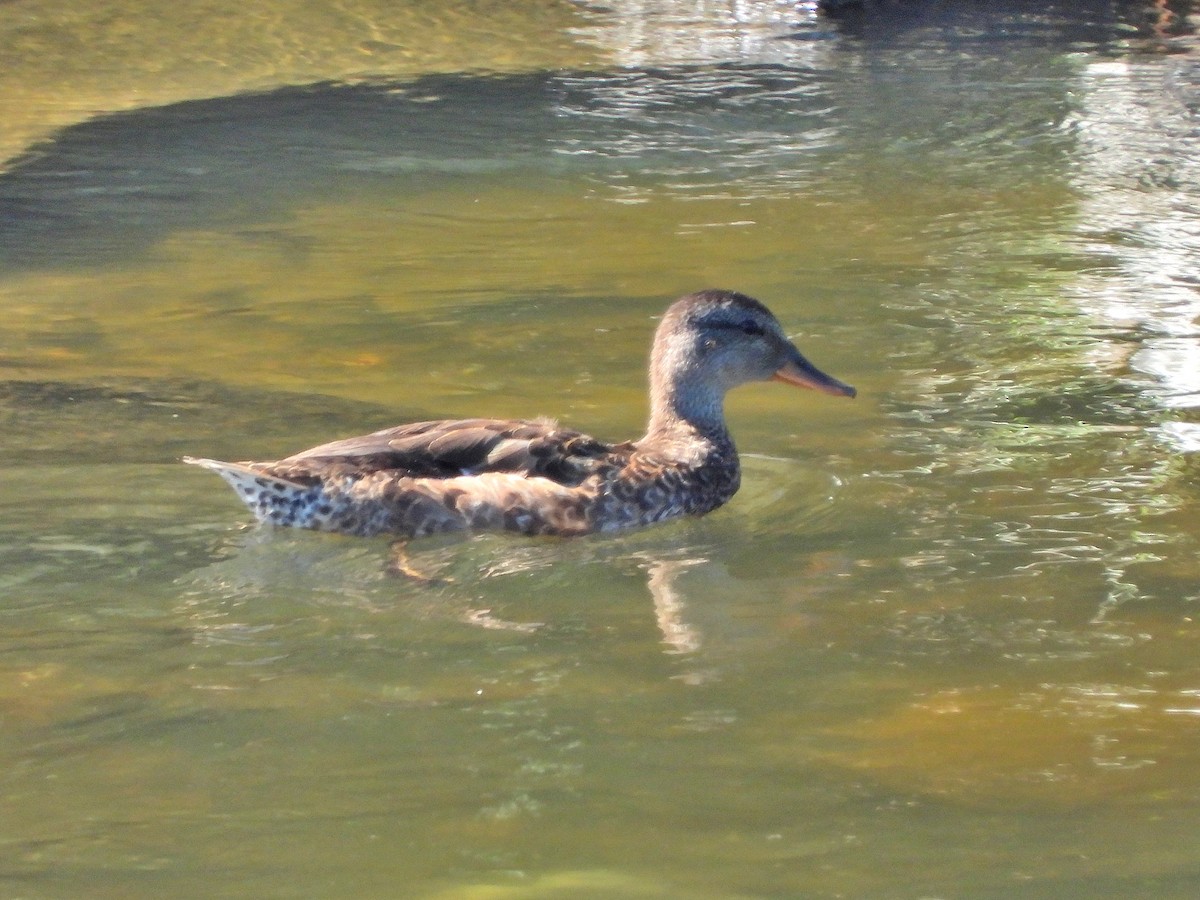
[182,456,296,497]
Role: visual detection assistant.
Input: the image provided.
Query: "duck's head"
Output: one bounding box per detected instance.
[647,289,855,435]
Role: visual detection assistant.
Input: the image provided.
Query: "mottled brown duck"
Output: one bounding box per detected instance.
[185,289,855,538]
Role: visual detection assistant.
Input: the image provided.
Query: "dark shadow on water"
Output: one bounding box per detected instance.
[1,0,1184,274]
[0,75,569,271]
[0,376,405,465]
[815,0,1196,46]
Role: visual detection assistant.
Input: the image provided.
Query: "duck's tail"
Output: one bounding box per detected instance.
[183,456,322,528]
[183,456,291,495]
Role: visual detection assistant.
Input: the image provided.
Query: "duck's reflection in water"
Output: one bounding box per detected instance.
[177,525,740,675]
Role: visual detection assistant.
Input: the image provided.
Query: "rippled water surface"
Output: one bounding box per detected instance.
[3,1,1200,897]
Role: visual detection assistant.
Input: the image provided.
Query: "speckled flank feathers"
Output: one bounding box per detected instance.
[186,290,855,539]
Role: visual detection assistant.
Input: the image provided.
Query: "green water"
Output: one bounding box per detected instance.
[3,1,1200,897]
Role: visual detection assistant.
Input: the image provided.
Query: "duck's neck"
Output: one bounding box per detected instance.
[644,372,733,449]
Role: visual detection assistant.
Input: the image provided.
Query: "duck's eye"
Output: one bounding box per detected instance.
[738,320,766,337]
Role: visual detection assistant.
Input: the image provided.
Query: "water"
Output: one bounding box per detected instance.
[2,1,1200,896]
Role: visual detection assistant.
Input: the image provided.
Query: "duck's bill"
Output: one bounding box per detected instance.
[773,355,857,398]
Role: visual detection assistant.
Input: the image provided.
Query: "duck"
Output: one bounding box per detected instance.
[184,289,855,539]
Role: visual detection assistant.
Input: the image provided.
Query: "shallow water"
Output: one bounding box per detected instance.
[2,1,1200,897]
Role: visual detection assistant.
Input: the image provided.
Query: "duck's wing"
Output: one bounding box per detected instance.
[275,417,626,485]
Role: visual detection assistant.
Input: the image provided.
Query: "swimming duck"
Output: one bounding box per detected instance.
[185,290,855,539]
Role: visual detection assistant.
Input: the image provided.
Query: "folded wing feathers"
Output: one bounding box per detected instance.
[273,417,617,484]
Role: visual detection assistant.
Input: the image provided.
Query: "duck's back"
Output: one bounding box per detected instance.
[273,417,622,485]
